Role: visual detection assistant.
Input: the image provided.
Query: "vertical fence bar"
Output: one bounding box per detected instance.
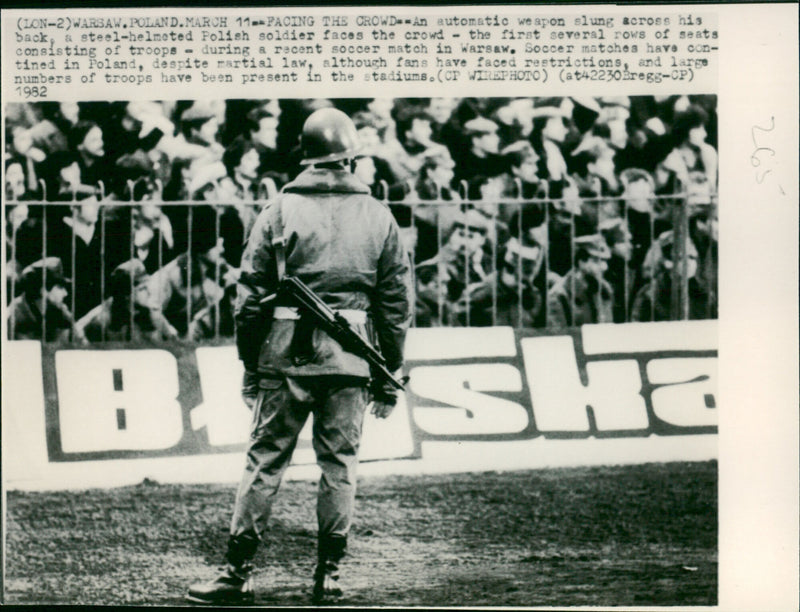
[129,182,136,339]
[9,205,18,338]
[99,182,106,342]
[679,191,690,321]
[214,205,221,339]
[622,197,630,322]
[436,200,444,327]
[70,201,77,336]
[186,205,194,338]
[569,194,576,328]
[542,189,551,328]
[459,180,469,328]
[40,199,48,342]
[649,197,656,322]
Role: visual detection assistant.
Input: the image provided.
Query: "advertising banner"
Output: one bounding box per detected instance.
[3,320,717,490]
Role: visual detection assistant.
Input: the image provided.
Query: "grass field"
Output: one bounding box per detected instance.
[4,460,717,607]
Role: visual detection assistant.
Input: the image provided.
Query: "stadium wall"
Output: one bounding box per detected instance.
[2,320,717,491]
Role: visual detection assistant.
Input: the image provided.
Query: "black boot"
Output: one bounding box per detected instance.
[311,534,347,604]
[186,532,258,605]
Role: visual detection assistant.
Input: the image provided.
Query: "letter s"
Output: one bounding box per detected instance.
[410,364,529,435]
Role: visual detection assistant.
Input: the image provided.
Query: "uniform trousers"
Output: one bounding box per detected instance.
[230,375,369,542]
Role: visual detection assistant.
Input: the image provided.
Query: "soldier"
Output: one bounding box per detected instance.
[186,108,412,605]
[546,234,614,328]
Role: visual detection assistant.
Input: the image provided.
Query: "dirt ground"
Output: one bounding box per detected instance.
[4,461,717,607]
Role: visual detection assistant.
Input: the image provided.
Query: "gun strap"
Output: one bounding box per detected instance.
[271,196,287,282]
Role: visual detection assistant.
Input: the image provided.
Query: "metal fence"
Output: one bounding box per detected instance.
[5,177,718,344]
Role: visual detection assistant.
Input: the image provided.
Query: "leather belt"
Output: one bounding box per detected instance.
[273,306,367,324]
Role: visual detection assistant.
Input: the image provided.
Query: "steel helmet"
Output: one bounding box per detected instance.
[300,108,362,165]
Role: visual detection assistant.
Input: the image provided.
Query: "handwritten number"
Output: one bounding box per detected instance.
[756,169,772,184]
[751,116,775,142]
[750,147,775,167]
[749,117,784,195]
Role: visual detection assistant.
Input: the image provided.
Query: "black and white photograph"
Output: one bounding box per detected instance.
[1,3,797,610]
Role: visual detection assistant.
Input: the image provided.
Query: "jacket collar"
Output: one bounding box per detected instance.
[282,167,371,195]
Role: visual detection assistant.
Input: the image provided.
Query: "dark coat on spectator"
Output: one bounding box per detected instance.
[47,215,103,319]
[546,270,614,328]
[8,295,80,342]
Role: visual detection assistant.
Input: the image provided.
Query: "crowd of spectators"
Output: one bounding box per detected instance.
[5,95,718,342]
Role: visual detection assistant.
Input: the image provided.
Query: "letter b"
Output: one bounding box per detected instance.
[55,350,183,453]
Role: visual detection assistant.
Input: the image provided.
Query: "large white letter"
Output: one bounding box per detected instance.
[411,364,529,435]
[520,336,649,433]
[191,346,251,446]
[56,350,183,453]
[649,358,718,427]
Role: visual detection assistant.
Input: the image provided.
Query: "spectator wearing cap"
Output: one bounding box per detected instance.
[111,149,159,201]
[594,97,631,153]
[668,104,718,190]
[489,209,547,328]
[246,108,289,187]
[546,234,614,328]
[77,259,172,342]
[406,147,461,263]
[32,101,78,156]
[104,202,175,277]
[5,159,30,201]
[181,102,222,147]
[222,99,281,147]
[46,199,103,320]
[222,137,261,201]
[530,99,572,184]
[173,102,224,163]
[219,138,263,266]
[618,168,670,287]
[545,177,584,278]
[631,230,713,322]
[415,206,494,326]
[351,111,405,197]
[186,160,234,202]
[569,135,622,232]
[146,205,231,337]
[686,172,718,319]
[570,134,620,197]
[8,257,86,343]
[492,98,536,151]
[365,98,398,144]
[453,116,510,185]
[424,97,458,143]
[9,126,46,196]
[385,107,446,185]
[599,217,634,323]
[465,174,509,248]
[498,140,543,200]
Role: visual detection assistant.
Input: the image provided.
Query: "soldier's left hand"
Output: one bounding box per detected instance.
[370,400,396,419]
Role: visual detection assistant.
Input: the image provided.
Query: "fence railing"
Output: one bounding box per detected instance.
[4,178,718,344]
